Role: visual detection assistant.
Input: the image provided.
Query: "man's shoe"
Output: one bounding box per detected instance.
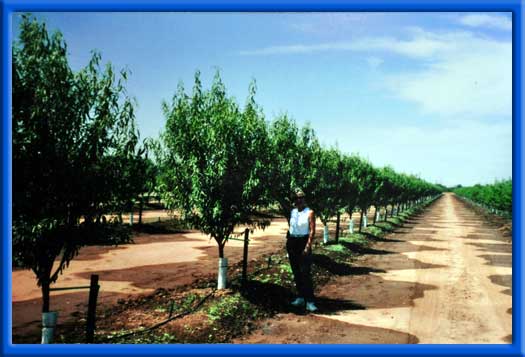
[306,302,318,312]
[291,297,305,307]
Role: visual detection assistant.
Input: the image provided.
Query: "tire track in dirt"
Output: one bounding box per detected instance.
[236,193,512,344]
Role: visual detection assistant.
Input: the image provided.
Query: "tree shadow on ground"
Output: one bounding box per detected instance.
[488,274,512,296]
[361,231,404,243]
[339,242,394,255]
[239,280,365,315]
[132,223,190,235]
[311,254,387,276]
[319,274,438,309]
[478,254,512,268]
[467,242,512,254]
[370,224,395,233]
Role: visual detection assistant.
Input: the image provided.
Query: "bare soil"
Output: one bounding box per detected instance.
[12,194,511,344]
[12,208,372,343]
[235,193,512,344]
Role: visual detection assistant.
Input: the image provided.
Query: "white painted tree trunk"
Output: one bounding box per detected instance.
[129,212,133,226]
[217,257,228,289]
[41,311,58,344]
[323,226,329,244]
[348,219,354,234]
[363,214,368,228]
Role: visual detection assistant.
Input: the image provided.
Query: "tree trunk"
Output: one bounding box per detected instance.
[335,211,340,243]
[138,196,144,226]
[359,210,364,232]
[42,281,50,313]
[397,203,401,214]
[373,205,378,224]
[218,242,225,258]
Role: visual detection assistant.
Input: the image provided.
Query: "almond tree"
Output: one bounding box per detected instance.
[13,15,144,312]
[354,160,382,231]
[158,72,270,286]
[267,115,322,224]
[314,147,347,242]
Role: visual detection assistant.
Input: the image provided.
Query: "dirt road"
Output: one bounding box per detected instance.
[235,193,512,344]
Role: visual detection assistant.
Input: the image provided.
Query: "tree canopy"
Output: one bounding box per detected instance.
[13,15,146,311]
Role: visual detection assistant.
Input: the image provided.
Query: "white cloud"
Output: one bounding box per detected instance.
[288,13,384,36]
[458,14,512,31]
[239,34,451,57]
[240,28,511,118]
[384,29,511,118]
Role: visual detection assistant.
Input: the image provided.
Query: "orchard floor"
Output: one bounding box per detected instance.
[12,208,369,342]
[234,193,512,344]
[12,193,512,344]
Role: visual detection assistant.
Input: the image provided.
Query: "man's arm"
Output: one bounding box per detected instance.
[305,210,316,253]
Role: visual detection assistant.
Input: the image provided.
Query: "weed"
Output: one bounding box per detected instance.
[323,244,346,253]
[363,225,384,237]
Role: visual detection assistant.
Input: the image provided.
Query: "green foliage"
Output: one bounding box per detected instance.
[158,72,271,257]
[354,159,383,212]
[454,180,512,214]
[314,147,348,225]
[12,15,145,309]
[267,115,322,222]
[207,293,260,325]
[107,330,179,344]
[323,244,346,253]
[340,233,368,245]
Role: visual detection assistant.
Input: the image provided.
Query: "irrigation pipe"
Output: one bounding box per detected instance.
[103,288,216,342]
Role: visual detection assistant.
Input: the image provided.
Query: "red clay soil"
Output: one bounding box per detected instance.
[234,193,512,344]
[12,209,372,343]
[13,195,511,344]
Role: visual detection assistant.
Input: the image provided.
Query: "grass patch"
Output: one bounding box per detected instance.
[363,225,384,238]
[106,330,180,344]
[339,232,369,246]
[373,221,395,231]
[323,244,346,253]
[205,292,266,342]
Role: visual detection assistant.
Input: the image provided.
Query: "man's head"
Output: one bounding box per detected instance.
[294,189,306,209]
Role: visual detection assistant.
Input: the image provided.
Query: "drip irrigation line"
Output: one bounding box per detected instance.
[103,288,216,342]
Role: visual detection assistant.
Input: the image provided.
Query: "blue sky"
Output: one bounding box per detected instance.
[13,12,512,186]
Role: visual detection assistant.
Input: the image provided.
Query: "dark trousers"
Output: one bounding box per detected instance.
[286,236,314,302]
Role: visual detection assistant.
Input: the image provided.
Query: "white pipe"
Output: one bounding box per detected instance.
[217,257,228,289]
[323,226,329,244]
[41,311,58,344]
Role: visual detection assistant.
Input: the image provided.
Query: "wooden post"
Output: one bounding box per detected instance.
[85,274,100,343]
[241,228,249,288]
